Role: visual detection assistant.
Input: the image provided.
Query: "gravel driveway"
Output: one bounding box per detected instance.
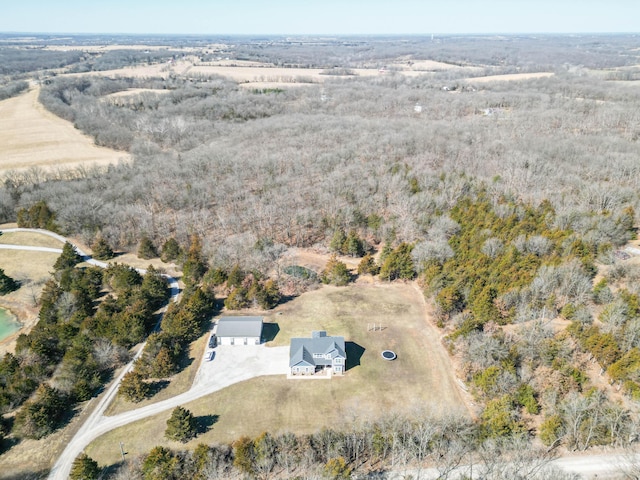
[193,344,290,390]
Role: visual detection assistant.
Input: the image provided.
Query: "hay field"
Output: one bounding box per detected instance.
[465,72,554,83]
[0,87,129,175]
[86,283,468,466]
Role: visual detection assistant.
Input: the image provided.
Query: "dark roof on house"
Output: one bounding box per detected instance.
[290,332,346,367]
[216,316,263,338]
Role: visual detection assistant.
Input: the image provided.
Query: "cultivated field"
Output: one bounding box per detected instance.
[0,88,129,176]
[86,282,468,466]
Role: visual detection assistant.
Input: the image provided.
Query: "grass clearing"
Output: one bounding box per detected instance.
[87,283,468,467]
[0,87,129,175]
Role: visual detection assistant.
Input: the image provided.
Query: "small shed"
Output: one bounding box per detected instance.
[216,316,263,346]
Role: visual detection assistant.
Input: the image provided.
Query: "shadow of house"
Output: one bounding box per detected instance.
[262,322,280,343]
[345,341,365,371]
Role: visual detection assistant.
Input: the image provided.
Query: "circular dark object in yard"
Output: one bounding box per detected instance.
[381,350,397,361]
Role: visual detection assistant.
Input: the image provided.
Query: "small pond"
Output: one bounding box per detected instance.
[0,307,21,342]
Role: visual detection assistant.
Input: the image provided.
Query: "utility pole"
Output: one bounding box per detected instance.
[119,442,126,462]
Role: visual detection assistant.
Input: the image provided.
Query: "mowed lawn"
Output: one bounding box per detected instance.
[87,283,468,466]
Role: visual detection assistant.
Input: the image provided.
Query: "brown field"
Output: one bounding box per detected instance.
[86,283,469,466]
[465,72,555,83]
[62,59,195,79]
[0,87,129,175]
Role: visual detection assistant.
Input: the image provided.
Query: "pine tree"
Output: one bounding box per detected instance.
[161,237,182,263]
[344,230,365,257]
[357,254,379,276]
[165,406,197,443]
[70,453,100,480]
[91,236,114,260]
[182,235,207,286]
[53,242,83,271]
[321,255,351,286]
[119,371,149,402]
[138,236,158,260]
[0,269,19,294]
[379,243,415,281]
[329,228,347,253]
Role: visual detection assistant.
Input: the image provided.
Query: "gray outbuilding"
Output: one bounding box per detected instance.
[216,316,263,346]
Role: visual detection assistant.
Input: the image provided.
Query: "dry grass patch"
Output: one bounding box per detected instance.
[0,88,129,175]
[87,283,468,467]
[0,231,63,249]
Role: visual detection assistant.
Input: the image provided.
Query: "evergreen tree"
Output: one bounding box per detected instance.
[321,255,351,286]
[142,446,179,480]
[0,268,19,294]
[224,287,249,310]
[226,264,245,289]
[138,236,158,260]
[255,279,281,309]
[165,406,197,443]
[119,371,150,402]
[70,453,100,480]
[161,237,182,263]
[91,236,114,260]
[16,200,57,231]
[344,230,365,257]
[379,243,415,281]
[182,235,207,286]
[53,242,83,271]
[357,254,379,276]
[13,384,67,439]
[329,228,347,253]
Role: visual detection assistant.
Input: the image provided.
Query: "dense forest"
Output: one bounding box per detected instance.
[1,34,640,478]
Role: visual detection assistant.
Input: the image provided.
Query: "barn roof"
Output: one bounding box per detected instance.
[216,316,263,338]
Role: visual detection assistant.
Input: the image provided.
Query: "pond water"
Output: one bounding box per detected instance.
[0,307,21,342]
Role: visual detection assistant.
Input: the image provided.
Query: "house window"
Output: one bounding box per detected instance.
[334,358,343,365]
[313,353,323,358]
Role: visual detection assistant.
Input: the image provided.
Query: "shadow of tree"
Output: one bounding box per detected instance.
[345,341,365,371]
[0,469,51,480]
[196,414,219,434]
[262,322,280,343]
[147,379,170,396]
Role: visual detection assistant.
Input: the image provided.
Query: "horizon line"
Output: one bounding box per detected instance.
[1,31,639,37]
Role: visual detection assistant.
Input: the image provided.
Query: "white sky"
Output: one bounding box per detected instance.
[1,0,639,35]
